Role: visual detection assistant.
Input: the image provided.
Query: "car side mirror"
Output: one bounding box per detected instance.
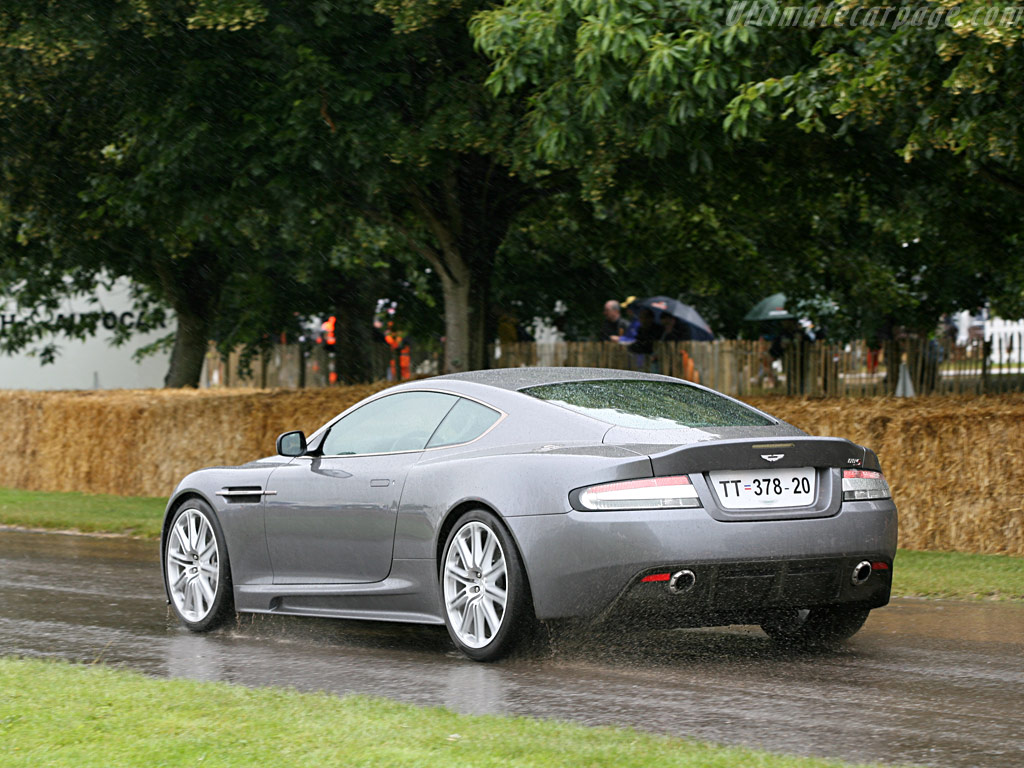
[276,430,307,457]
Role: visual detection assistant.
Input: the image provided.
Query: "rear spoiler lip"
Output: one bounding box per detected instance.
[647,435,877,475]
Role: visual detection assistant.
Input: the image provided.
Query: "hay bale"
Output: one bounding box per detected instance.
[745,395,1024,555]
[0,384,391,499]
[1,387,1022,555]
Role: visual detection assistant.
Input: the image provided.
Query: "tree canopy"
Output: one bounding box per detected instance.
[2,0,1023,386]
[472,0,1024,331]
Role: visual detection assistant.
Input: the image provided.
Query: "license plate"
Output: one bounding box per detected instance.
[708,467,816,509]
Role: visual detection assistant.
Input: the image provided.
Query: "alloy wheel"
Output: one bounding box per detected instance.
[166,507,221,623]
[443,521,508,649]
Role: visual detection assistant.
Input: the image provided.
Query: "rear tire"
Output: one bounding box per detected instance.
[440,509,535,661]
[761,606,870,648]
[164,499,234,632]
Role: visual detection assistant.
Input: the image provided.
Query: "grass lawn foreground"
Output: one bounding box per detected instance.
[0,657,909,768]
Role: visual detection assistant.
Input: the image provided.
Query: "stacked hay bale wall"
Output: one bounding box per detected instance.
[0,385,389,501]
[0,387,1021,554]
[746,396,1024,556]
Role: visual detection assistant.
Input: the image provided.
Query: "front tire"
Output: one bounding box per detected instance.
[761,606,870,648]
[441,510,535,661]
[164,499,234,632]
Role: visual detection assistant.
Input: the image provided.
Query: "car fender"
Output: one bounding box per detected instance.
[393,448,654,561]
[162,463,282,599]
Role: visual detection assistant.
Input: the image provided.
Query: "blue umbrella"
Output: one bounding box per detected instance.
[634,296,714,341]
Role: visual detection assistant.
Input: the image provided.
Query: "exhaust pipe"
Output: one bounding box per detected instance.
[851,561,872,586]
[668,569,697,594]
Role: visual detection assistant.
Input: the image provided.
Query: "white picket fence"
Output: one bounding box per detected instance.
[986,318,1024,365]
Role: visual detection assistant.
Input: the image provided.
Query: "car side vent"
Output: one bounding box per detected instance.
[216,486,266,504]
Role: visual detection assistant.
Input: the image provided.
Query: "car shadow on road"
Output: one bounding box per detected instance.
[205,611,850,669]
[540,623,854,670]
[216,611,455,656]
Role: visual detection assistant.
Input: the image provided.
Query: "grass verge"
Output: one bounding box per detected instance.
[0,487,165,538]
[891,549,1024,601]
[0,656,900,768]
[0,487,1020,601]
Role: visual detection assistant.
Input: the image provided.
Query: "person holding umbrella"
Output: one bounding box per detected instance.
[628,307,663,354]
[628,296,713,378]
[659,314,687,341]
[633,296,714,341]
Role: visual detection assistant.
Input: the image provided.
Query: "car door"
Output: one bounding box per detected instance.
[263,390,458,584]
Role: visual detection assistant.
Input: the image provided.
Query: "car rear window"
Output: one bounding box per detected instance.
[521,380,774,429]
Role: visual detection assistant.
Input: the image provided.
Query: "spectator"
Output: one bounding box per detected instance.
[496,305,533,346]
[628,308,663,355]
[659,314,690,342]
[769,318,813,395]
[601,299,628,341]
[615,297,642,343]
[921,335,945,394]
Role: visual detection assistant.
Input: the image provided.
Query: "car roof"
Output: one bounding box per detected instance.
[320,367,787,448]
[431,366,682,392]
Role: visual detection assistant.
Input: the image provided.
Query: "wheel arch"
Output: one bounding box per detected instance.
[435,499,499,573]
[434,500,537,619]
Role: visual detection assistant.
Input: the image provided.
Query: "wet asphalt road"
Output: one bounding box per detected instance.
[2,529,1022,768]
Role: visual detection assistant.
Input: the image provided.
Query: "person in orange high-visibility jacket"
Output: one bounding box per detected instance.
[320,316,337,346]
[385,325,411,381]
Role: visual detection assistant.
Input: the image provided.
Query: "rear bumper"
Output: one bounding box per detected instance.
[604,555,891,629]
[505,500,897,622]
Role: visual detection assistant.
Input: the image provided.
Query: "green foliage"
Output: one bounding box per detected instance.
[471,0,1024,335]
[471,1,802,187]
[493,186,772,339]
[0,0,570,379]
[721,1,1024,323]
[727,1,1024,172]
[0,1,505,380]
[0,2,309,381]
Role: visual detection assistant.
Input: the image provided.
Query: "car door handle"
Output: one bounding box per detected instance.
[369,479,392,487]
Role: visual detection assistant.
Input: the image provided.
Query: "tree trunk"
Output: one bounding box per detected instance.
[439,257,473,373]
[468,268,491,371]
[164,307,212,388]
[333,278,378,384]
[403,156,531,373]
[434,240,495,374]
[157,248,226,389]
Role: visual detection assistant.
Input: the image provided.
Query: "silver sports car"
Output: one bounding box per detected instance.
[162,368,897,661]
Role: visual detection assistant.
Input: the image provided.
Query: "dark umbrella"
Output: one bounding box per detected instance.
[634,296,714,341]
[744,292,794,321]
[744,293,838,322]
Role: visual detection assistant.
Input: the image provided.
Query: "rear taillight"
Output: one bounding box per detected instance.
[578,475,701,511]
[842,469,891,501]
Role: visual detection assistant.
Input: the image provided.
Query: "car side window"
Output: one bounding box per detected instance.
[426,397,502,449]
[321,391,458,456]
